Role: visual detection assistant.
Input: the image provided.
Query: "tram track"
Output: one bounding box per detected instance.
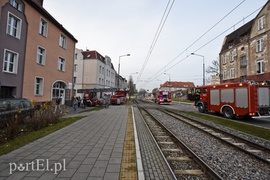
[162,108,270,164]
[135,100,270,179]
[137,104,222,179]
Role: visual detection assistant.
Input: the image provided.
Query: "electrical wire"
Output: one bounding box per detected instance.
[139,1,264,89]
[137,0,175,81]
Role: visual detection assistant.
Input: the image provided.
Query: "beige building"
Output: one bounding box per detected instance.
[73,49,117,97]
[220,1,270,83]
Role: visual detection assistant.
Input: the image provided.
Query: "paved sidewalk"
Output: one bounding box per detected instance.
[0,106,128,180]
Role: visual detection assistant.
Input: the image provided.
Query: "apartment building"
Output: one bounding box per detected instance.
[220,1,270,83]
[73,49,117,97]
[0,0,77,105]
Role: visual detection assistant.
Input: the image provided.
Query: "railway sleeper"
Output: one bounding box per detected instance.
[162,148,183,153]
[174,169,204,175]
[167,156,191,161]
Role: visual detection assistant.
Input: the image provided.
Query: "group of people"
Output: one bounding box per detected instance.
[72,96,87,111]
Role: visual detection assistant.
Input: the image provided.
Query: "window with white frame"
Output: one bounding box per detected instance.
[230,50,237,62]
[58,57,65,71]
[258,16,265,30]
[256,38,263,52]
[3,49,18,74]
[35,77,43,95]
[223,54,227,64]
[73,77,77,83]
[9,0,22,11]
[7,12,21,39]
[257,60,264,74]
[74,64,77,72]
[59,34,66,48]
[99,66,101,73]
[39,18,48,37]
[222,69,227,80]
[37,46,46,65]
[230,68,235,79]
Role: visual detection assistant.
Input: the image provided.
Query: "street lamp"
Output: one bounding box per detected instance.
[191,53,205,85]
[164,73,171,90]
[129,72,138,78]
[118,54,130,88]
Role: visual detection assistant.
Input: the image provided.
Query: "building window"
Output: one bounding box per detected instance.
[58,57,65,71]
[222,70,227,80]
[230,68,235,79]
[3,49,18,74]
[9,0,22,11]
[258,16,265,30]
[7,12,21,39]
[223,54,227,64]
[73,77,77,83]
[99,66,101,73]
[74,64,77,72]
[230,50,236,62]
[256,38,263,52]
[39,18,48,37]
[35,77,44,95]
[37,46,46,65]
[240,75,246,82]
[59,34,66,48]
[257,60,264,74]
[74,53,78,60]
[240,56,246,68]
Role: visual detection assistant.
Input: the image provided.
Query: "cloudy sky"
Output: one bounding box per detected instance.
[43,0,267,91]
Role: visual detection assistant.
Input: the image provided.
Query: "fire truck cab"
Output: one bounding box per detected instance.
[189,81,270,119]
[155,90,172,104]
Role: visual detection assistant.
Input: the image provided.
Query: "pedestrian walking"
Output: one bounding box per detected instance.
[54,96,62,113]
[83,97,87,108]
[73,97,78,111]
[77,97,81,108]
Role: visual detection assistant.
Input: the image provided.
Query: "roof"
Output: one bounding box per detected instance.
[25,0,78,43]
[220,19,254,53]
[162,81,195,88]
[82,50,105,63]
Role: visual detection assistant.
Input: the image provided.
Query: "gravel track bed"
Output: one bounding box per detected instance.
[149,109,270,179]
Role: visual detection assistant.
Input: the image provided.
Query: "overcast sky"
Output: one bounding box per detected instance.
[43,0,267,91]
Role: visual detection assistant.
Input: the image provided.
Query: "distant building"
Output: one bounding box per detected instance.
[220,1,270,83]
[160,81,195,97]
[0,0,77,105]
[73,49,117,97]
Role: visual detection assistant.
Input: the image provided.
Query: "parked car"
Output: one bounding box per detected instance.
[0,98,34,125]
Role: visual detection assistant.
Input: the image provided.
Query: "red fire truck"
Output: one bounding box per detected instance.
[188,81,270,119]
[155,90,172,104]
[110,89,130,105]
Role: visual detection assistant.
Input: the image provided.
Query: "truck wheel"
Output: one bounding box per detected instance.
[223,107,234,119]
[198,103,205,113]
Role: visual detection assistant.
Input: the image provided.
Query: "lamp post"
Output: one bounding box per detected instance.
[191,53,205,86]
[118,54,130,88]
[164,73,171,90]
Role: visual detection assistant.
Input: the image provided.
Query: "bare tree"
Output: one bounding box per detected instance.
[206,58,220,76]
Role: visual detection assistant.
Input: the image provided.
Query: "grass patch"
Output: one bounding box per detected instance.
[180,111,270,141]
[0,116,85,156]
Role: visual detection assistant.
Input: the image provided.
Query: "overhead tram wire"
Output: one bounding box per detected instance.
[141,0,246,85]
[137,0,175,82]
[140,4,264,89]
